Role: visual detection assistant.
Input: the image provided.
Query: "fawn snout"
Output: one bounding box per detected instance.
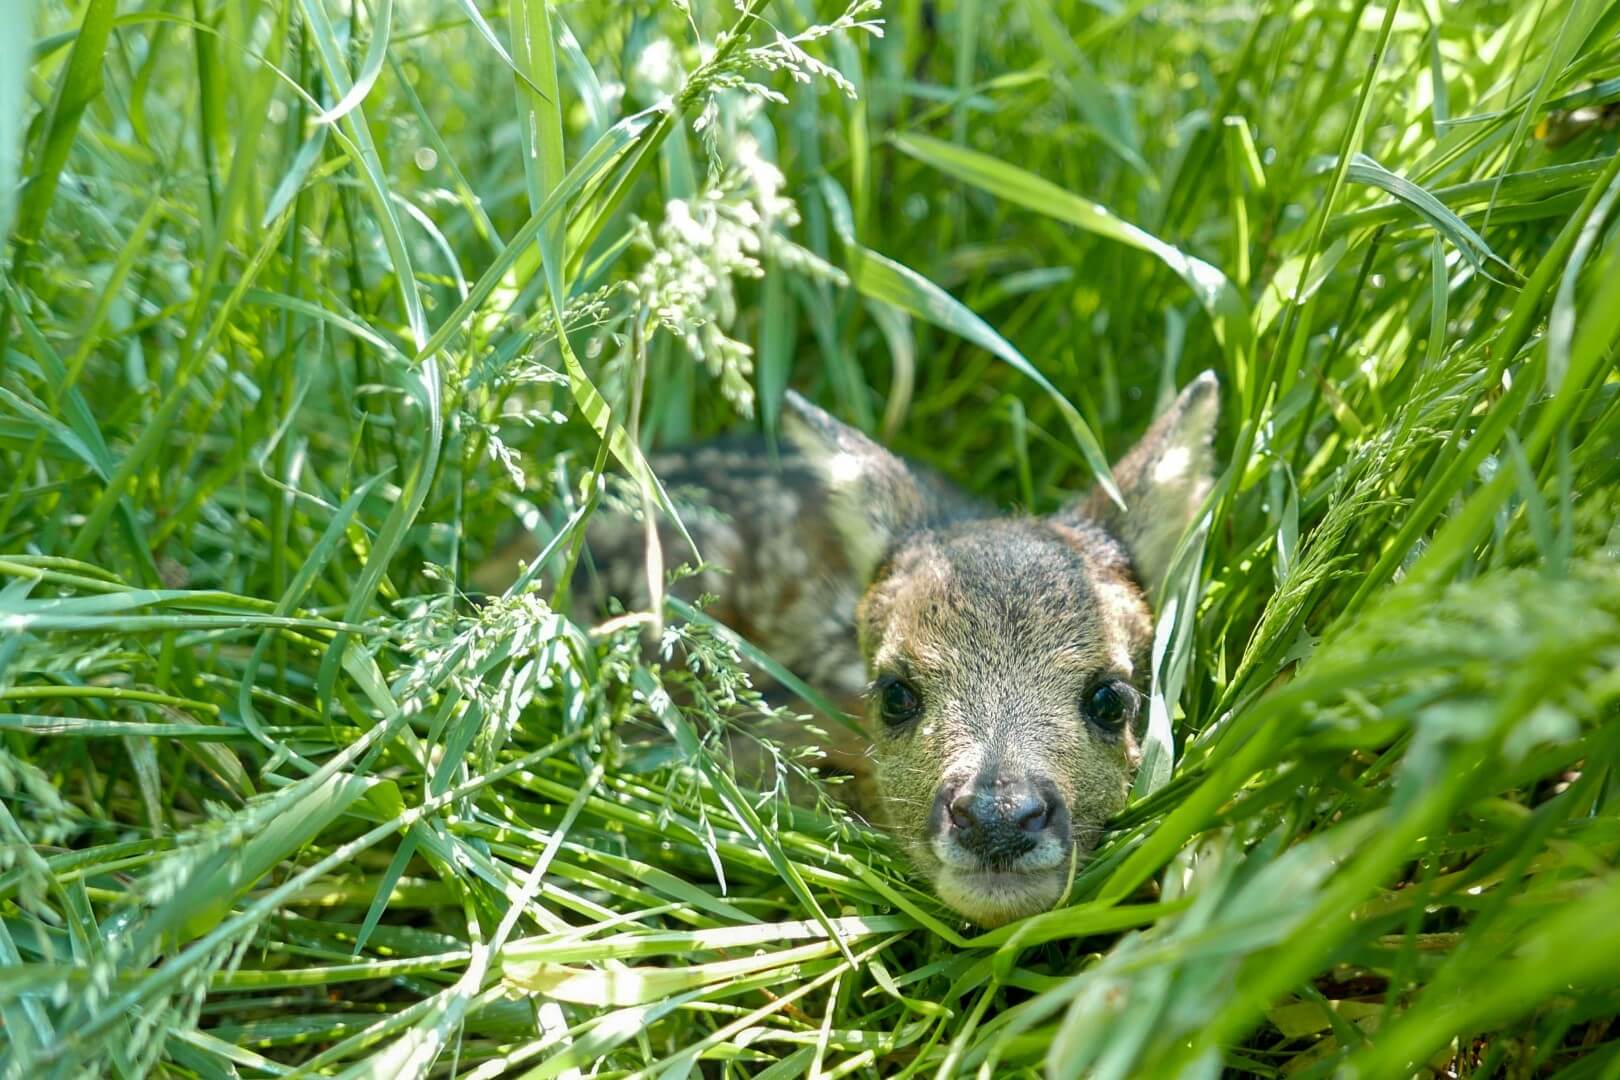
[934,769,1071,873]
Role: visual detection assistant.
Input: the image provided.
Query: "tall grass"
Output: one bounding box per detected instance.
[2,0,1618,1076]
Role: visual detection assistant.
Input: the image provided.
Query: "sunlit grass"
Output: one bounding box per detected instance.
[2,1,1618,1076]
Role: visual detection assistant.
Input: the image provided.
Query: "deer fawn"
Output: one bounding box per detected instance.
[478,374,1218,926]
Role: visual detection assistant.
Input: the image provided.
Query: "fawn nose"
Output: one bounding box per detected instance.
[941,772,1068,867]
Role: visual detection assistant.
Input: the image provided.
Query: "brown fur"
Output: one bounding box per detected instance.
[479,375,1218,925]
[855,517,1151,924]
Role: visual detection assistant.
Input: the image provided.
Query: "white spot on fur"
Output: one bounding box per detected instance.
[931,864,1069,927]
[1152,445,1191,486]
[825,450,865,487]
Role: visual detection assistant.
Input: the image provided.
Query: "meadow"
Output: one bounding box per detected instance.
[2,0,1619,1076]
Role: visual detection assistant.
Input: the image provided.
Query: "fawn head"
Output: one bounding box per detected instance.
[784,376,1218,926]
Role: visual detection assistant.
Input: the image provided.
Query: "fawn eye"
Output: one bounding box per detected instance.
[876,677,923,726]
[1083,681,1134,732]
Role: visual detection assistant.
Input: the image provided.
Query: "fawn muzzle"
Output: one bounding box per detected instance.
[936,770,1071,872]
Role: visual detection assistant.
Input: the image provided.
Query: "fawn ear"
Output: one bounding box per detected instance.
[1064,372,1220,594]
[782,391,964,581]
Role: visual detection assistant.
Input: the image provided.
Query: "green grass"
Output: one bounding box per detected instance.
[3,0,1619,1076]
